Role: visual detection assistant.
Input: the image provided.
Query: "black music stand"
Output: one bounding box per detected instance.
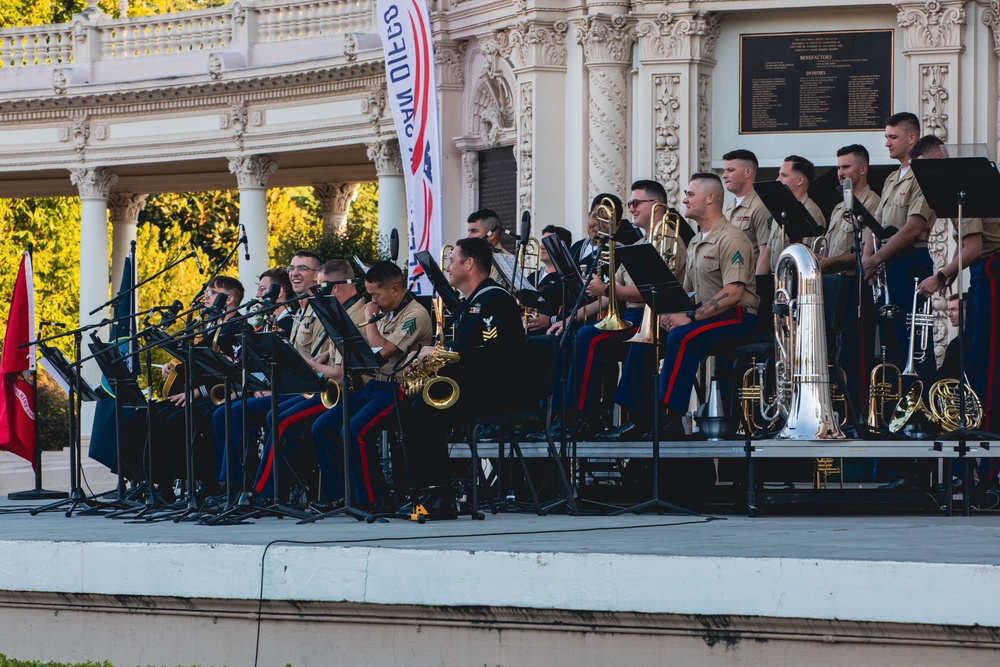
[912,156,1000,515]
[754,181,825,243]
[298,290,384,523]
[610,243,698,516]
[414,251,463,313]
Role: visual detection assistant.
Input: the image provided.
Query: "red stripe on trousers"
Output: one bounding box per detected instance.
[985,254,997,434]
[577,328,637,412]
[662,310,744,407]
[254,403,327,494]
[355,402,396,504]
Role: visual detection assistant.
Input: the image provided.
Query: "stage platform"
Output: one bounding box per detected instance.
[1,487,999,665]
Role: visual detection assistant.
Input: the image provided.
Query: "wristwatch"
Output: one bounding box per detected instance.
[936,270,947,284]
[685,309,696,321]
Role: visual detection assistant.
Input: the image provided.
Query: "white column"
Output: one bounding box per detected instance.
[366,139,407,248]
[228,155,277,286]
[313,183,360,238]
[70,166,118,385]
[107,193,148,291]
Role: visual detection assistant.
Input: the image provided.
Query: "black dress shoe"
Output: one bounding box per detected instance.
[879,478,912,490]
[593,421,641,441]
[641,419,686,440]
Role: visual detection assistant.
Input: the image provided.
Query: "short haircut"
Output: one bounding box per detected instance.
[541,224,572,248]
[590,193,623,222]
[630,179,669,203]
[209,275,245,305]
[784,155,815,184]
[909,134,945,160]
[836,144,870,165]
[455,237,494,275]
[317,258,354,282]
[291,249,322,267]
[886,111,920,136]
[947,293,962,303]
[467,208,501,232]
[365,260,405,288]
[690,172,725,198]
[259,267,293,300]
[721,149,759,169]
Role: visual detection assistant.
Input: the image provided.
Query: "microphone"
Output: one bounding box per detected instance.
[390,228,399,263]
[204,292,228,319]
[40,320,66,329]
[159,300,183,326]
[190,240,204,274]
[518,211,531,247]
[491,224,522,241]
[842,177,853,215]
[260,282,282,305]
[239,225,250,261]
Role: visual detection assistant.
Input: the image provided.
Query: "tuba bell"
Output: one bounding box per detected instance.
[756,244,845,440]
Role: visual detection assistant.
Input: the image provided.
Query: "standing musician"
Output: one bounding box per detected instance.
[722,149,771,268]
[210,249,323,493]
[819,144,882,411]
[253,268,294,337]
[249,259,366,500]
[399,237,524,503]
[863,114,938,385]
[758,155,826,275]
[658,173,758,436]
[311,260,432,506]
[524,224,573,336]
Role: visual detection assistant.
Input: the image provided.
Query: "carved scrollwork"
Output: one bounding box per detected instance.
[344,33,358,62]
[653,74,681,207]
[208,53,224,80]
[231,2,246,27]
[505,20,569,70]
[52,69,68,95]
[574,14,637,66]
[70,167,118,199]
[314,183,359,236]
[698,74,711,173]
[636,12,721,62]
[920,64,949,141]
[107,193,149,226]
[362,82,387,128]
[897,1,965,51]
[228,155,277,189]
[366,139,403,177]
[435,41,466,87]
[72,114,90,154]
[588,68,630,199]
[517,82,533,212]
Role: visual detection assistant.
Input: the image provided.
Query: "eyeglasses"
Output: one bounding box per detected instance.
[286,265,318,273]
[627,199,653,209]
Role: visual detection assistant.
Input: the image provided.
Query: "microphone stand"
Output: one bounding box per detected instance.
[88,248,196,316]
[190,235,242,307]
[848,202,875,439]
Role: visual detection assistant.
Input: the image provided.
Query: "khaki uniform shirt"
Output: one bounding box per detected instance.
[326,296,369,367]
[767,195,826,273]
[723,188,771,266]
[826,184,882,273]
[363,294,433,383]
[613,235,688,308]
[876,166,936,243]
[684,217,759,316]
[290,301,324,359]
[950,217,1000,258]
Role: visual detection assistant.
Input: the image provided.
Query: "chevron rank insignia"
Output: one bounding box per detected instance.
[731,250,745,266]
[401,317,416,335]
[482,316,498,340]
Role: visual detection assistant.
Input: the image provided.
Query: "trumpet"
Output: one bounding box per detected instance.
[900,277,934,378]
[627,203,681,344]
[594,198,631,332]
[871,233,900,319]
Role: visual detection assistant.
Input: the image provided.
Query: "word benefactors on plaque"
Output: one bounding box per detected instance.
[740,30,893,135]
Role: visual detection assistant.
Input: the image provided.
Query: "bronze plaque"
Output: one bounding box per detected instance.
[740,30,893,134]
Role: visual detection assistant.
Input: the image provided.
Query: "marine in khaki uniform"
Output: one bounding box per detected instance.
[821,144,883,276]
[656,173,759,437]
[722,149,771,268]
[760,155,827,274]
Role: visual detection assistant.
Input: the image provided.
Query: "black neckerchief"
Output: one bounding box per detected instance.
[389,291,415,321]
[342,293,362,313]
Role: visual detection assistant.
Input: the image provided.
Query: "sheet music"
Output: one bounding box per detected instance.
[353,255,372,274]
[492,253,535,293]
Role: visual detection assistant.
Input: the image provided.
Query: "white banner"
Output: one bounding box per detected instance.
[375,0,444,295]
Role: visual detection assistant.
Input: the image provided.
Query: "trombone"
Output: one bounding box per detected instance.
[627,202,681,344]
[593,197,631,332]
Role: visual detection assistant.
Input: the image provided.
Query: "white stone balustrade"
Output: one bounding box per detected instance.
[0,25,74,68]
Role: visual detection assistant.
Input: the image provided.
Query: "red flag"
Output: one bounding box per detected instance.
[0,252,36,463]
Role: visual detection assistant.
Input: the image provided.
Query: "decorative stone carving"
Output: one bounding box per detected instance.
[462,150,479,213]
[927,217,951,363]
[983,2,1000,159]
[517,82,533,212]
[897,1,965,51]
[653,74,681,207]
[480,107,506,148]
[72,21,87,44]
[208,53,224,80]
[344,33,358,62]
[502,20,569,70]
[251,110,265,127]
[574,14,636,66]
[362,82,387,126]
[314,183,360,236]
[70,167,118,199]
[221,101,249,149]
[57,126,69,142]
[94,123,107,141]
[231,2,246,27]
[72,114,90,153]
[434,41,467,87]
[468,46,516,149]
[107,193,148,225]
[228,155,277,189]
[920,64,949,141]
[636,12,721,63]
[697,73,711,173]
[366,139,403,177]
[52,69,68,95]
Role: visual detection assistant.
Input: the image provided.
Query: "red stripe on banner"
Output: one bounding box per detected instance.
[986,254,997,430]
[254,403,327,494]
[408,1,431,176]
[663,310,744,406]
[421,183,432,249]
[356,402,396,503]
[577,329,635,412]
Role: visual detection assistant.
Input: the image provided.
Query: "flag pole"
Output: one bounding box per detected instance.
[8,243,68,501]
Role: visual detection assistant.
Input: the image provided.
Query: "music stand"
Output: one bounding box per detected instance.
[414,251,463,314]
[610,243,698,517]
[911,156,1000,515]
[754,181,825,243]
[298,289,384,523]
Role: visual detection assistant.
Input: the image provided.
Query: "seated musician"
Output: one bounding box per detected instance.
[524,224,572,337]
[756,155,827,275]
[249,259,366,500]
[253,267,294,337]
[211,249,323,494]
[399,237,524,508]
[122,275,245,498]
[658,173,758,437]
[311,260,432,507]
[467,208,513,283]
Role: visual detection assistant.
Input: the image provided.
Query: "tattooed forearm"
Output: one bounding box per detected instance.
[696,292,729,317]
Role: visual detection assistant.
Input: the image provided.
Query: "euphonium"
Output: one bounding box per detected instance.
[867,345,902,431]
[811,236,829,258]
[756,244,844,440]
[594,198,631,332]
[627,202,681,344]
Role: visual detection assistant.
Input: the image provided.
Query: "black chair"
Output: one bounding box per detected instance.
[468,335,579,518]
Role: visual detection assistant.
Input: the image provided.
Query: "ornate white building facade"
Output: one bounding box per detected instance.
[2,0,1000,364]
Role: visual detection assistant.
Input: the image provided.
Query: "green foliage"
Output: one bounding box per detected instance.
[0,1,54,28]
[0,656,205,667]
[35,368,69,450]
[141,191,241,271]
